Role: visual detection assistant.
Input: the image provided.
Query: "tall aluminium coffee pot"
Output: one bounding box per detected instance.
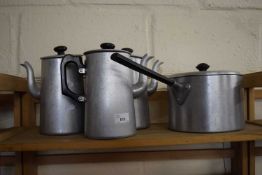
[21,46,84,135]
[122,48,163,129]
[60,43,151,139]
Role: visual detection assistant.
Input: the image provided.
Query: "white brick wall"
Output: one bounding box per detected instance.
[0,0,261,77]
[19,6,149,76]
[38,159,229,175]
[0,0,261,174]
[201,0,262,9]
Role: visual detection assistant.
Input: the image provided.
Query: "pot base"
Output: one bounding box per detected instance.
[85,132,136,140]
[168,127,245,133]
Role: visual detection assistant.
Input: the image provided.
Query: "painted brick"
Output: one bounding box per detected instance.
[255,100,262,119]
[39,161,144,175]
[152,7,262,75]
[38,159,228,175]
[70,0,200,6]
[0,0,200,7]
[256,157,262,174]
[0,167,15,175]
[0,106,13,129]
[256,141,262,147]
[0,1,262,174]
[19,6,149,76]
[0,0,201,7]
[0,14,12,74]
[0,0,67,6]
[201,0,262,9]
[144,159,229,175]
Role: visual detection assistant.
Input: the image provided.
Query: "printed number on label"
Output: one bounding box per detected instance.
[114,113,130,124]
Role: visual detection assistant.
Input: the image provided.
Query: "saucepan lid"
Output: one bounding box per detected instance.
[169,63,241,78]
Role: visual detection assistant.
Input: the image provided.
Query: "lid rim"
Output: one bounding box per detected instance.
[40,54,82,60]
[168,71,242,78]
[83,49,130,55]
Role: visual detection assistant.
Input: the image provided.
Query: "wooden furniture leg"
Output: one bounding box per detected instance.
[246,88,255,121]
[248,141,255,175]
[13,93,22,175]
[22,152,37,175]
[21,93,36,127]
[15,152,22,175]
[231,142,248,175]
[21,93,37,175]
[13,93,22,127]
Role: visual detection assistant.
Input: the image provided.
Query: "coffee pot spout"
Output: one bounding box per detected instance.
[147,60,163,96]
[132,54,153,98]
[20,61,41,98]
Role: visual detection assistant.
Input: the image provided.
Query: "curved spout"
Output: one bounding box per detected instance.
[20,61,41,98]
[147,60,163,96]
[132,54,153,98]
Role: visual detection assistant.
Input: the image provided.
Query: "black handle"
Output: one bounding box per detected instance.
[54,46,67,55]
[111,53,174,86]
[100,43,115,49]
[122,48,133,53]
[196,63,209,71]
[111,53,191,105]
[61,54,86,102]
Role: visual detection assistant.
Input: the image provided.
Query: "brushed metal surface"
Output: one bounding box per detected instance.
[21,62,40,98]
[132,54,152,98]
[132,56,150,129]
[84,51,136,139]
[110,53,244,133]
[168,74,244,132]
[147,60,163,96]
[22,58,84,135]
[132,58,162,129]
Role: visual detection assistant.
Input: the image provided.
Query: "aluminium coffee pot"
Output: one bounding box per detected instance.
[122,48,163,129]
[21,46,84,135]
[60,43,152,139]
[111,54,245,133]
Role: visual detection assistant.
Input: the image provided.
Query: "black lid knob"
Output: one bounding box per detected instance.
[196,63,210,71]
[122,48,133,53]
[54,46,67,55]
[100,43,115,49]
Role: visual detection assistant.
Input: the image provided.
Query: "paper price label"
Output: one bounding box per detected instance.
[114,113,130,124]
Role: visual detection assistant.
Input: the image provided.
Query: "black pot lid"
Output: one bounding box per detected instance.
[40,46,81,59]
[121,48,144,59]
[83,43,131,55]
[169,63,241,78]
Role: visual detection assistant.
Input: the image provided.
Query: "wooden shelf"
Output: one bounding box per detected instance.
[0,74,27,92]
[247,120,262,126]
[0,73,262,175]
[0,127,24,142]
[0,123,261,152]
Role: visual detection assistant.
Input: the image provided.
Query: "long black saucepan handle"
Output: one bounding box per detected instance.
[111,53,174,86]
[111,53,191,105]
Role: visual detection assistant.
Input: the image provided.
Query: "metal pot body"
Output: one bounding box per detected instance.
[40,58,84,135]
[84,52,136,139]
[168,74,244,132]
[134,94,150,129]
[132,57,150,129]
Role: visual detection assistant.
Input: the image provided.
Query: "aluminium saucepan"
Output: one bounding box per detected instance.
[111,53,244,133]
